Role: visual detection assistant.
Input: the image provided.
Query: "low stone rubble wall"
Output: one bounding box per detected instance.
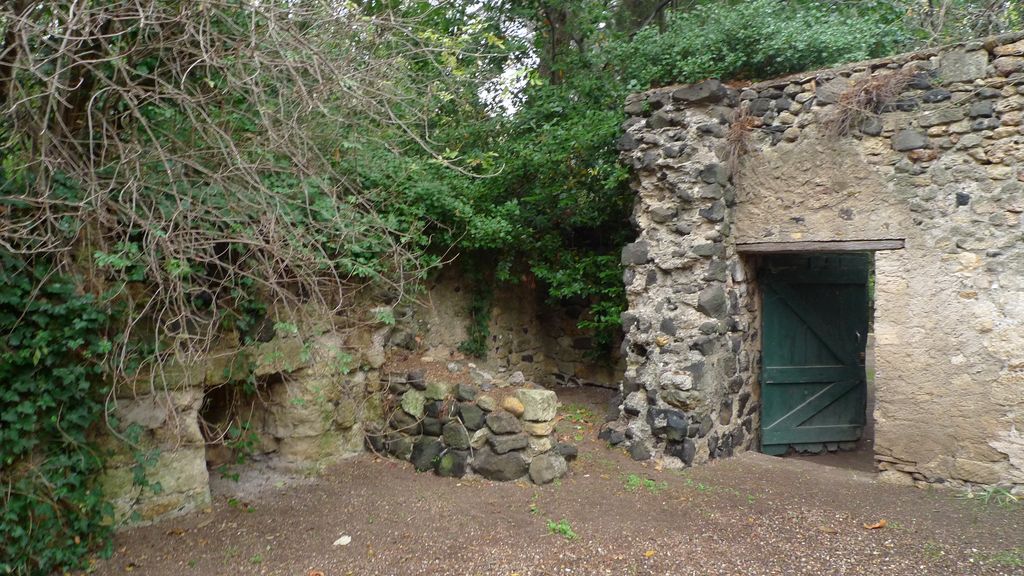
[374,374,575,484]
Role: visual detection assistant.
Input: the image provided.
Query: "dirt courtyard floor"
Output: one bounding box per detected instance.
[92,387,1023,576]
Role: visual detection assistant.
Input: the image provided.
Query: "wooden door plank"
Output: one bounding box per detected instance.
[761,269,870,284]
[763,379,860,431]
[763,365,861,383]
[767,282,857,364]
[764,425,863,444]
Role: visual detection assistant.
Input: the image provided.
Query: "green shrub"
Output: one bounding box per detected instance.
[609,0,907,89]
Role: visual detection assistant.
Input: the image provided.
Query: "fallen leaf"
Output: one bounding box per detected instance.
[307,571,325,576]
[818,526,838,534]
[644,549,656,558]
[863,519,887,530]
[333,535,352,546]
[165,528,186,536]
[654,461,663,472]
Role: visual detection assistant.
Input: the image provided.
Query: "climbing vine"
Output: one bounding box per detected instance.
[0,254,114,575]
[458,266,495,359]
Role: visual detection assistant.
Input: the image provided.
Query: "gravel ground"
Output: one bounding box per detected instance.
[92,387,1023,576]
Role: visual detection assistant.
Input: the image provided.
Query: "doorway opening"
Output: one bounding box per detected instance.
[756,252,876,472]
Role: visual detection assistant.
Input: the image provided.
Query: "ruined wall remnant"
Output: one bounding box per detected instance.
[99,319,390,525]
[616,32,1024,490]
[99,262,613,526]
[397,264,624,389]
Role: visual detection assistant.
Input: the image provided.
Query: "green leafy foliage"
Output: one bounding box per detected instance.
[383,0,908,355]
[0,254,114,575]
[610,0,907,89]
[458,281,495,359]
[546,518,578,540]
[624,473,668,494]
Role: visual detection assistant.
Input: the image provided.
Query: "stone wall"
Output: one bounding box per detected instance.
[395,264,624,389]
[99,322,390,525]
[616,32,1024,489]
[98,262,606,525]
[375,377,574,484]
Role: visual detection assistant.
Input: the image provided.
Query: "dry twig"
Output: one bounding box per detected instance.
[823,69,916,137]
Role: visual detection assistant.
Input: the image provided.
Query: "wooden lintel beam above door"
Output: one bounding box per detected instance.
[736,239,905,254]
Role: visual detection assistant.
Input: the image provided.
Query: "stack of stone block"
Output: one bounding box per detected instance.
[376,372,575,484]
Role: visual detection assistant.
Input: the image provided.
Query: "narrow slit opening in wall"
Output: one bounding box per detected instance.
[756,251,876,473]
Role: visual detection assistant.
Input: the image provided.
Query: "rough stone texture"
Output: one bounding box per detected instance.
[892,129,928,151]
[458,402,486,431]
[99,330,373,524]
[401,390,426,419]
[470,428,491,449]
[523,420,555,436]
[937,49,989,82]
[516,389,558,422]
[527,435,553,455]
[500,396,526,417]
[455,383,478,402]
[528,453,568,484]
[618,31,1024,489]
[554,443,579,461]
[435,450,470,478]
[489,432,530,454]
[411,437,444,472]
[383,379,566,484]
[98,440,209,525]
[442,420,471,450]
[399,263,624,390]
[486,410,523,435]
[476,395,497,412]
[424,381,453,401]
[472,447,529,481]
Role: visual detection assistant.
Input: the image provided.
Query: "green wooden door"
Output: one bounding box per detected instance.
[760,253,870,455]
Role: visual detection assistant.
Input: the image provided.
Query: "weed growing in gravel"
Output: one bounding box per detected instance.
[674,473,758,503]
[561,404,596,424]
[681,477,713,493]
[227,498,255,512]
[547,519,578,540]
[974,548,1024,567]
[959,486,1019,509]
[529,493,541,515]
[923,541,945,560]
[625,474,668,494]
